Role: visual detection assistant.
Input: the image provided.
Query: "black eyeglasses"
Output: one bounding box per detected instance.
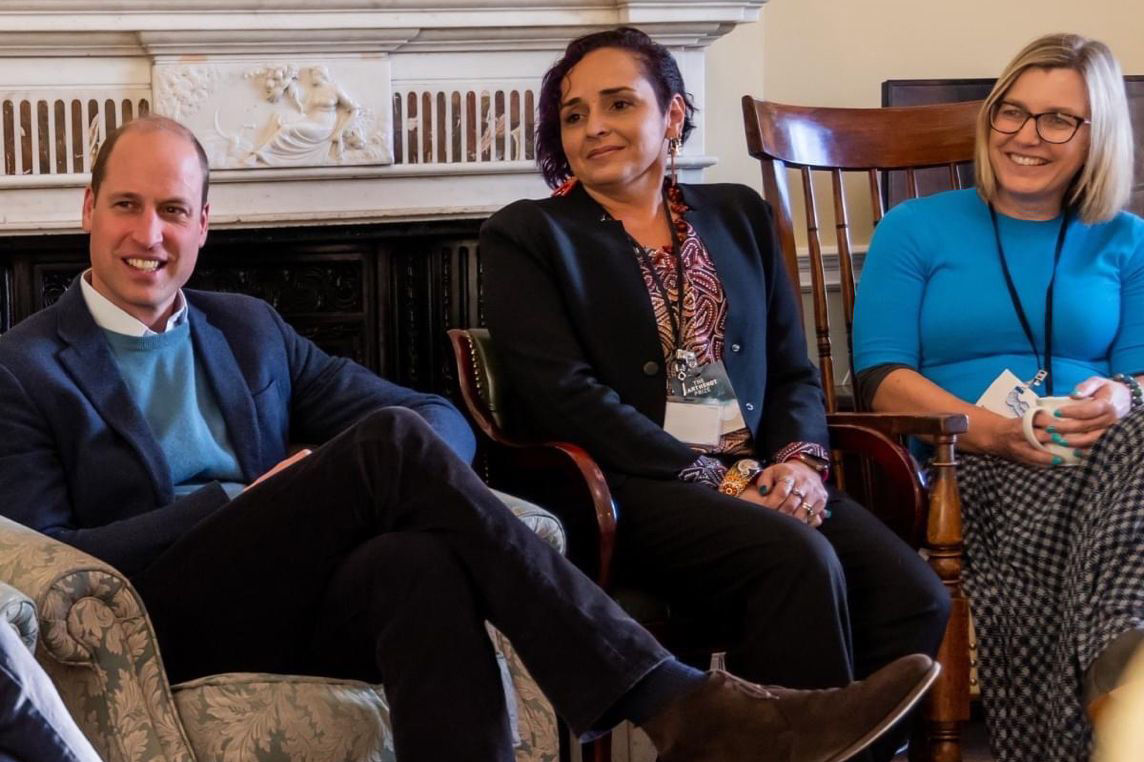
[989,102,1091,144]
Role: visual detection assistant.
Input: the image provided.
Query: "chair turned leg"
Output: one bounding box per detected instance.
[585,734,611,762]
[913,435,970,762]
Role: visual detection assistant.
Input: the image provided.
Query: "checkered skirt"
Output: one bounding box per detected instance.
[956,408,1144,761]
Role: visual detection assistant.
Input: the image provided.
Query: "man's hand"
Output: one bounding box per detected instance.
[739,461,827,528]
[244,449,312,492]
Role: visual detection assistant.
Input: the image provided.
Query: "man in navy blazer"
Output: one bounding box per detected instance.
[0,115,940,762]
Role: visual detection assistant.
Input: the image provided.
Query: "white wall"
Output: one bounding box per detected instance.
[704,0,1144,191]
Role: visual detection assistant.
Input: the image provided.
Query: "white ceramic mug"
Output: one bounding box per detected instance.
[1021,395,1083,466]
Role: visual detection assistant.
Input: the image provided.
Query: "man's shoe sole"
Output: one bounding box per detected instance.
[825,662,942,762]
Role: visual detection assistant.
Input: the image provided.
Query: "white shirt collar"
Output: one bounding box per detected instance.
[79,269,187,337]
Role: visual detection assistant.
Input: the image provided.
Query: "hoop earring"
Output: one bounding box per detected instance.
[668,136,680,186]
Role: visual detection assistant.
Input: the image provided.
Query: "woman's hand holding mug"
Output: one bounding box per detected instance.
[1017,376,1132,466]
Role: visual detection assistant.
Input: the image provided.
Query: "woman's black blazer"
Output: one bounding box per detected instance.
[481,181,828,483]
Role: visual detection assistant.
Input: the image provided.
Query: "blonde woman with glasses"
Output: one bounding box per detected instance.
[854,33,1144,762]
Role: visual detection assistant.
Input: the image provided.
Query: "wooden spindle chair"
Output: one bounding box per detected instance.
[742,98,980,762]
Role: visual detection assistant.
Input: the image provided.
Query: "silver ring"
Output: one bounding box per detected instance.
[791,488,805,500]
[801,501,815,516]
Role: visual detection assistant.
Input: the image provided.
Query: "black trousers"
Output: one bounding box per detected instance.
[134,408,670,762]
[611,477,951,762]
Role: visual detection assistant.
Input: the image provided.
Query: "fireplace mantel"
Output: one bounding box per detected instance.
[0,0,767,234]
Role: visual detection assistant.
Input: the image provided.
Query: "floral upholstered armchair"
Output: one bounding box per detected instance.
[0,491,561,762]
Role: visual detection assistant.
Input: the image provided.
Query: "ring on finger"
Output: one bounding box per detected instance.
[781,476,796,486]
[791,488,805,500]
[800,501,816,517]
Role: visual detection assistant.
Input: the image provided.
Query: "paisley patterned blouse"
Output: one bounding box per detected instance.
[553,178,827,488]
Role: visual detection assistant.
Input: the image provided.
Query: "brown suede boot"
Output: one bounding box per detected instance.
[641,654,940,762]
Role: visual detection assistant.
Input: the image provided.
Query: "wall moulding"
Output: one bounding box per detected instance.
[0,0,765,15]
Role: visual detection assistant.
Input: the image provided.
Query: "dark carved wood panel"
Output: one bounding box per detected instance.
[0,219,485,402]
[882,76,1144,215]
[37,263,85,307]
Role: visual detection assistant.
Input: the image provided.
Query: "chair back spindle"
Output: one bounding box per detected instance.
[743,98,977,762]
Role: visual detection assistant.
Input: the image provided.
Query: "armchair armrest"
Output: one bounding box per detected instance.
[0,580,38,651]
[0,515,195,762]
[447,327,618,588]
[828,411,968,439]
[486,440,618,589]
[825,411,967,539]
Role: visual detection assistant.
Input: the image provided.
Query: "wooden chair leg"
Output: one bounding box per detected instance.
[585,734,611,762]
[912,595,970,762]
[914,434,970,762]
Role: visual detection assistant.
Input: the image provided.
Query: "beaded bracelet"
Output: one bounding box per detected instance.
[1112,372,1144,410]
[679,454,728,490]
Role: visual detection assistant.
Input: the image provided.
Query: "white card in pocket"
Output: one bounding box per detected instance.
[975,369,1039,419]
[664,399,723,447]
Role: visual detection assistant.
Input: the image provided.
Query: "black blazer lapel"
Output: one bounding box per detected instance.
[54,283,175,503]
[189,305,262,481]
[679,185,763,333]
[678,185,767,434]
[560,184,669,414]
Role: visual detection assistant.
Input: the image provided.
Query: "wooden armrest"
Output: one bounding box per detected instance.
[828,411,968,438]
[485,440,618,589]
[826,420,926,543]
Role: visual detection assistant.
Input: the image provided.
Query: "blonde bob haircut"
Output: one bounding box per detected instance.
[975,33,1133,224]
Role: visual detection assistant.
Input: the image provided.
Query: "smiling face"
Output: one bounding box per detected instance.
[988,66,1090,219]
[82,127,209,331]
[558,47,684,196]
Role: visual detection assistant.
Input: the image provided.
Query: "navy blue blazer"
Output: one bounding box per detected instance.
[0,282,475,576]
[481,182,828,482]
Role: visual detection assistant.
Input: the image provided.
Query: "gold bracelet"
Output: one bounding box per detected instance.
[718,458,763,496]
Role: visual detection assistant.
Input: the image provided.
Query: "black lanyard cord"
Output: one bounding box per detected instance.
[988,203,1069,395]
[627,189,688,366]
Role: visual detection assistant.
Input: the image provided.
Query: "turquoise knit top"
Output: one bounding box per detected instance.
[854,189,1144,402]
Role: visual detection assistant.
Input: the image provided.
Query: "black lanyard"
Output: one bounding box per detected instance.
[988,203,1069,395]
[624,190,694,379]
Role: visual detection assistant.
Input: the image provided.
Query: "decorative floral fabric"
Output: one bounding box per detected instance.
[0,488,563,762]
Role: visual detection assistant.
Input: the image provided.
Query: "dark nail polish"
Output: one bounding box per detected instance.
[1046,425,1057,433]
[1073,449,1085,457]
[1054,410,1064,418]
[758,484,769,495]
[1051,433,1068,446]
[1052,456,1063,466]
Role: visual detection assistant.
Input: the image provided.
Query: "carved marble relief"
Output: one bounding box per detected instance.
[152,65,221,122]
[152,58,393,170]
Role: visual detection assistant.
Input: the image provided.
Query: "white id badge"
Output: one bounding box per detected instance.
[663,399,723,447]
[721,399,748,435]
[975,369,1039,418]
